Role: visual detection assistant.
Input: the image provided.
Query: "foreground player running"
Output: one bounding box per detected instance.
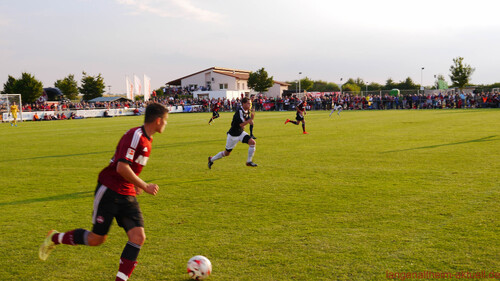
[39,103,169,281]
[208,97,257,168]
[285,97,308,134]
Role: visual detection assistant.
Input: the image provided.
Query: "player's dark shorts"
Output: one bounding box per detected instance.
[212,111,219,118]
[91,183,144,235]
[296,112,304,121]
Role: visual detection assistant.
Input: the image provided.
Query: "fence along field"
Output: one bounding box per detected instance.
[0,109,498,280]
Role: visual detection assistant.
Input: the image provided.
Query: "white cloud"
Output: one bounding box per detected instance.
[115,0,223,23]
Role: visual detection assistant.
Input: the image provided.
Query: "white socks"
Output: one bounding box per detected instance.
[211,151,225,161]
[247,145,255,163]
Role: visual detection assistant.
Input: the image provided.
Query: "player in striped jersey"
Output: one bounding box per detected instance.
[329,102,343,117]
[208,97,257,168]
[39,103,169,281]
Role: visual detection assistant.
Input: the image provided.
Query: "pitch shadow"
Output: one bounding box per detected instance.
[381,135,497,153]
[0,191,93,207]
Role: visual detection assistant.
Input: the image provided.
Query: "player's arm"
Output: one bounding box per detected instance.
[238,109,253,127]
[116,161,158,195]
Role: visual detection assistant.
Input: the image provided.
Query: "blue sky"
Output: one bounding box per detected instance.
[1,0,499,94]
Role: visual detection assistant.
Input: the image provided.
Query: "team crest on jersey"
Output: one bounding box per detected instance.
[126,148,135,160]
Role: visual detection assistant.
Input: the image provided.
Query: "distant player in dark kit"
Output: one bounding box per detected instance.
[39,103,170,281]
[208,99,221,125]
[285,96,308,134]
[208,97,257,168]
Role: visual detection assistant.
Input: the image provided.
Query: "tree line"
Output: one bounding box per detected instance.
[286,57,496,93]
[1,72,106,103]
[2,57,496,104]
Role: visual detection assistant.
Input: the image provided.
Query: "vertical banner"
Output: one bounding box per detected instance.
[126,76,134,100]
[134,75,142,98]
[144,74,151,101]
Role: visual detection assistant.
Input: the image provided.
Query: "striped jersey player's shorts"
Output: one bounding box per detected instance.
[225,131,250,152]
[91,183,144,236]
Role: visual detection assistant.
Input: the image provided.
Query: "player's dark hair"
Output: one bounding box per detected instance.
[241,97,249,104]
[144,103,169,123]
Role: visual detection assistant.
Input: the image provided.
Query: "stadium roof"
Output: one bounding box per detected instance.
[166,67,290,86]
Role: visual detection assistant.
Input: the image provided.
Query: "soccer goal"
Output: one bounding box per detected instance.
[0,94,23,123]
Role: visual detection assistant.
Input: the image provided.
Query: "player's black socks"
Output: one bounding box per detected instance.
[250,124,254,135]
[73,228,90,245]
[121,241,141,261]
[290,121,298,125]
[302,124,306,132]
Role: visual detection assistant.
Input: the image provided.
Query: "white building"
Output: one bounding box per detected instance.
[166,67,289,100]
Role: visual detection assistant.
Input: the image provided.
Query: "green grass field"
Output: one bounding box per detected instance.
[1,109,499,281]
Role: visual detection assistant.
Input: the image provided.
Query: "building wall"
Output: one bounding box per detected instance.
[194,90,245,100]
[182,72,208,90]
[180,68,287,99]
[212,73,237,90]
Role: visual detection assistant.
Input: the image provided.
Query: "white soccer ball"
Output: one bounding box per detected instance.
[187,255,212,280]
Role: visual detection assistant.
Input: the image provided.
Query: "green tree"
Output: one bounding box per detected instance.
[353,77,366,90]
[343,83,361,93]
[396,77,418,90]
[384,78,396,90]
[4,73,44,103]
[55,74,79,100]
[299,77,313,92]
[311,80,339,92]
[368,82,383,91]
[1,75,17,94]
[153,87,165,97]
[247,67,274,93]
[79,72,105,101]
[449,57,475,89]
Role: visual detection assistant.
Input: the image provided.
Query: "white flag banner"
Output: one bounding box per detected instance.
[144,74,151,101]
[126,76,134,100]
[134,75,142,97]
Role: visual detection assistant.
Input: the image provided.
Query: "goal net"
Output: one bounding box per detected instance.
[0,94,23,122]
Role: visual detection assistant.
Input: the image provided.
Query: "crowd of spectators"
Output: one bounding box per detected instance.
[158,91,499,112]
[3,91,498,121]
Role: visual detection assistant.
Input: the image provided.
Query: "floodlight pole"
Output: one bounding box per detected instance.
[298,72,302,96]
[420,67,425,92]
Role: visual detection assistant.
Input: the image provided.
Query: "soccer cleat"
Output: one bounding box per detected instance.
[284,119,290,124]
[39,230,58,261]
[303,131,309,134]
[208,157,213,169]
[250,135,257,139]
[246,162,258,167]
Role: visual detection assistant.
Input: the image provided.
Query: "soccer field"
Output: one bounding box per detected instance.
[1,109,499,281]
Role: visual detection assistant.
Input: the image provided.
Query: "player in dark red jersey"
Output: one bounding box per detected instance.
[285,96,308,134]
[208,97,257,168]
[39,103,169,281]
[208,99,221,125]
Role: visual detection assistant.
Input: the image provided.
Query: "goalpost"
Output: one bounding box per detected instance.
[0,94,23,123]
